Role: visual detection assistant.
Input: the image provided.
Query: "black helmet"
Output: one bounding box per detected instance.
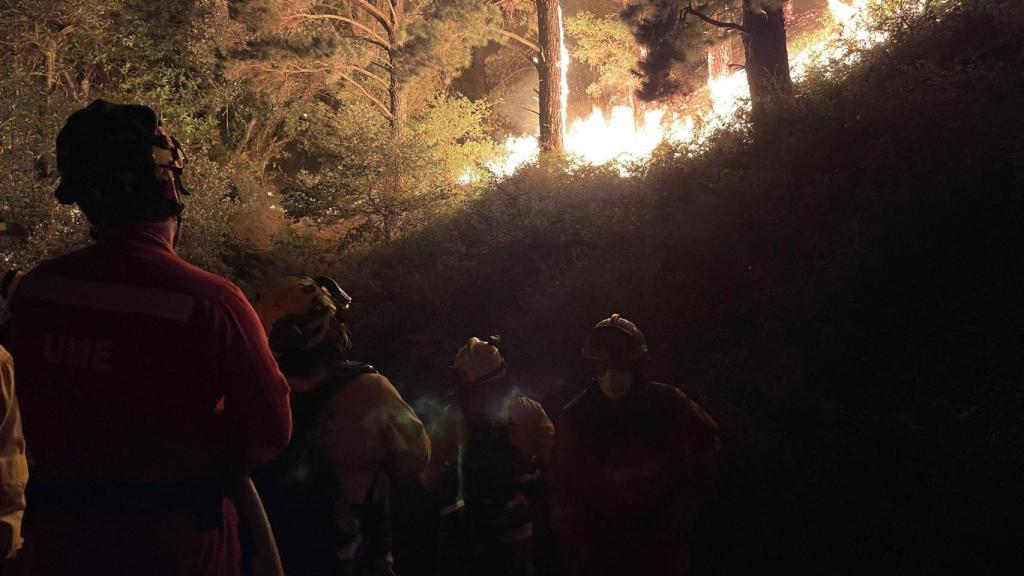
[55,99,188,226]
[582,314,648,365]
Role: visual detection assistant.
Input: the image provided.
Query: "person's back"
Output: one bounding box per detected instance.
[422,337,554,576]
[252,275,429,576]
[7,100,291,576]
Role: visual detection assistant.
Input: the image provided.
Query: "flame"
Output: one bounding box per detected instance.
[558,5,570,140]
[565,106,694,167]
[483,0,902,179]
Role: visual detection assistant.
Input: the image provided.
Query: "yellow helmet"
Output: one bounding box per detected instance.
[454,336,505,384]
[253,275,340,357]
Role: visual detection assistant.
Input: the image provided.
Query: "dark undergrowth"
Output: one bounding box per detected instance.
[241,2,1024,573]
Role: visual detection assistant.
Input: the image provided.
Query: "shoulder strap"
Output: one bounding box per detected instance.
[267,362,378,481]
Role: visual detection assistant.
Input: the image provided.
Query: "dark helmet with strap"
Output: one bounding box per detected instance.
[54,99,188,227]
[582,314,648,367]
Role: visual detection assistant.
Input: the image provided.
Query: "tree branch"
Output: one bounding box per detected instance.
[342,63,390,89]
[385,0,398,26]
[289,13,391,49]
[495,28,540,53]
[336,71,395,120]
[343,0,393,30]
[681,4,749,34]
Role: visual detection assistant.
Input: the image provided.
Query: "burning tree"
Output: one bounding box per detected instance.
[491,0,568,152]
[624,0,794,125]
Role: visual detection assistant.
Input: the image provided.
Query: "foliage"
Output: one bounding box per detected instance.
[396,0,504,86]
[0,0,255,273]
[280,95,498,241]
[244,2,1021,571]
[622,0,791,100]
[2,0,1022,571]
[565,11,639,104]
[224,0,506,241]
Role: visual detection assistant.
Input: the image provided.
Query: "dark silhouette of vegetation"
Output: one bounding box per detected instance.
[3,0,1022,572]
[237,2,1024,572]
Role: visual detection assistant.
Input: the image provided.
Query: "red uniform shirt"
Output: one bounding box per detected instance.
[551,380,719,576]
[9,226,291,575]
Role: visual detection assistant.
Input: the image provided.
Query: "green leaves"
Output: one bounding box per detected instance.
[395,0,503,86]
[566,11,640,102]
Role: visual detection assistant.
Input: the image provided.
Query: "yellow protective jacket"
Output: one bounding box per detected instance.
[0,345,28,558]
[318,372,430,503]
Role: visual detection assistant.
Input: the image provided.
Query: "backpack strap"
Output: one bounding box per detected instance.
[267,361,378,482]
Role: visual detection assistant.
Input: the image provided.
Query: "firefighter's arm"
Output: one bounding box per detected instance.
[507,397,555,467]
[679,392,720,482]
[670,391,721,530]
[216,284,292,469]
[420,408,463,491]
[549,417,585,553]
[0,348,27,559]
[372,374,430,479]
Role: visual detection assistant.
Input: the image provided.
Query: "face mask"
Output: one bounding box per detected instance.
[597,368,633,401]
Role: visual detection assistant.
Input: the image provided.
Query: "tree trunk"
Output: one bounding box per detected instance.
[387,0,407,130]
[742,0,792,125]
[387,67,406,128]
[535,0,564,152]
[470,46,490,98]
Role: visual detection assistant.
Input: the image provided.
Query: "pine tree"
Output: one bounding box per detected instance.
[624,0,794,125]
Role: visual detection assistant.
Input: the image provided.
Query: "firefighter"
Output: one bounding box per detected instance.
[421,336,554,576]
[6,100,292,576]
[252,275,430,576]
[0,269,28,564]
[550,315,719,576]
[0,344,27,562]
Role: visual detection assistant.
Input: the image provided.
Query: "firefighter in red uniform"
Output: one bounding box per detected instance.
[6,100,292,576]
[550,315,719,576]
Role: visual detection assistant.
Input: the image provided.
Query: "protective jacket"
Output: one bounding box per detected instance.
[0,346,28,558]
[423,380,554,576]
[8,226,292,576]
[260,360,429,576]
[550,380,719,576]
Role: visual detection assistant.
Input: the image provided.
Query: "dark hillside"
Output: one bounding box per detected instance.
[250,1,1024,572]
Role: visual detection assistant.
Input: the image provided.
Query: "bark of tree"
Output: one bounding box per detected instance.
[535,0,564,152]
[386,0,407,129]
[742,0,792,124]
[470,46,490,98]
